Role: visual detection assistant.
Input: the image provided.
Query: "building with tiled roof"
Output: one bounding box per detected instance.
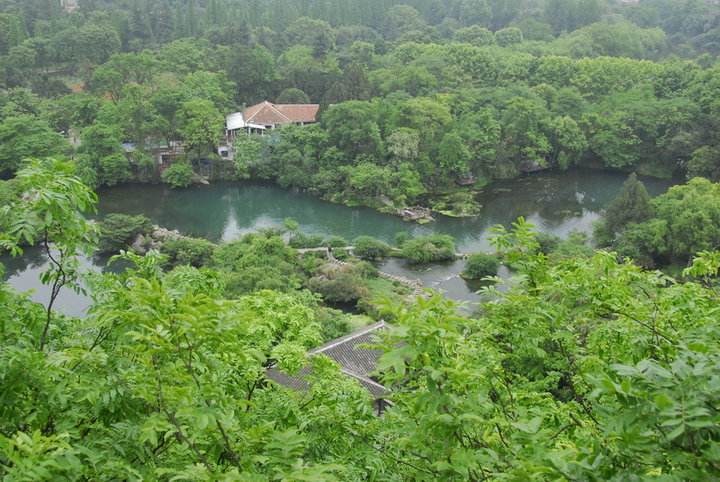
[266,321,392,414]
[226,101,320,136]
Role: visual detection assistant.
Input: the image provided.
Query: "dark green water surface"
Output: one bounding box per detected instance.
[2,170,680,315]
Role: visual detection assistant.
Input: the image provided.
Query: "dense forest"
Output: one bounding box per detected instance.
[2,0,720,479]
[1,0,720,207]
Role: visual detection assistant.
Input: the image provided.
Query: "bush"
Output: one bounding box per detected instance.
[463,253,500,279]
[289,232,324,248]
[550,231,594,261]
[98,213,153,253]
[162,161,194,188]
[353,236,391,260]
[401,234,456,264]
[316,308,354,342]
[325,236,349,247]
[308,262,377,303]
[0,179,20,206]
[160,236,215,268]
[535,232,561,254]
[209,234,303,296]
[308,269,368,302]
[394,231,410,247]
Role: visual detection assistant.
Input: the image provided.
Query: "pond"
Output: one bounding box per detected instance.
[2,169,679,316]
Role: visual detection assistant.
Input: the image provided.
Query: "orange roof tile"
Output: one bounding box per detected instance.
[241,101,319,125]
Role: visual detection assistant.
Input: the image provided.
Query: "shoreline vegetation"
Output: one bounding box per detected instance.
[4,3,720,224]
[1,158,719,480]
[2,0,720,478]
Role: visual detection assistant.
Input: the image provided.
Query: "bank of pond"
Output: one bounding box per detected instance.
[2,169,680,317]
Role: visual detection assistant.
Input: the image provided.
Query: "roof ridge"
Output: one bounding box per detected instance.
[308,320,388,355]
[265,102,292,122]
[339,368,386,391]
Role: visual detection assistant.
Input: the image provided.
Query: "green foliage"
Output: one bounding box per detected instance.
[98,213,153,254]
[683,250,720,279]
[353,235,391,260]
[289,232,325,249]
[0,178,20,206]
[325,236,349,248]
[5,1,720,477]
[316,308,354,342]
[454,26,495,46]
[178,99,224,160]
[307,263,370,303]
[0,158,97,351]
[209,234,304,297]
[394,231,410,247]
[535,232,561,254]
[401,234,456,264]
[596,172,653,244]
[0,116,71,175]
[463,252,500,279]
[161,160,194,188]
[372,219,720,479]
[687,146,720,182]
[611,178,720,266]
[550,231,594,261]
[495,27,523,47]
[275,88,311,104]
[160,236,215,268]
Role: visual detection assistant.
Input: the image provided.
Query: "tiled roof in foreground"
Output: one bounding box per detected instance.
[266,321,390,399]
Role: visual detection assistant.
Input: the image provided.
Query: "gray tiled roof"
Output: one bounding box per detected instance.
[265,321,390,399]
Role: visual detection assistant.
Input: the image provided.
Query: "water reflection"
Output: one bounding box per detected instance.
[4,169,680,316]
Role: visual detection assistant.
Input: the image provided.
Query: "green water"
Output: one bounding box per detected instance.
[94,170,675,251]
[2,169,680,315]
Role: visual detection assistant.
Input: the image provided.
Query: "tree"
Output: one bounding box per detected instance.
[453,25,495,46]
[0,116,71,175]
[76,123,131,188]
[209,234,304,296]
[276,88,311,104]
[437,132,472,184]
[401,234,456,263]
[0,158,97,350]
[162,160,194,188]
[178,99,223,161]
[396,97,453,152]
[583,112,641,169]
[232,133,266,180]
[157,38,211,74]
[322,101,384,158]
[285,17,335,58]
[223,44,279,104]
[494,27,523,47]
[373,219,720,479]
[463,252,500,278]
[601,173,653,239]
[353,236,391,260]
[687,146,720,182]
[546,116,587,169]
[387,128,420,166]
[78,21,121,64]
[500,96,551,171]
[458,0,492,27]
[98,213,153,253]
[381,5,426,40]
[345,162,392,198]
[651,178,720,264]
[160,236,216,268]
[308,263,370,303]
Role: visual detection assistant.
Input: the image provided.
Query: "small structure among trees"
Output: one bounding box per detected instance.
[226,101,320,136]
[266,321,391,415]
